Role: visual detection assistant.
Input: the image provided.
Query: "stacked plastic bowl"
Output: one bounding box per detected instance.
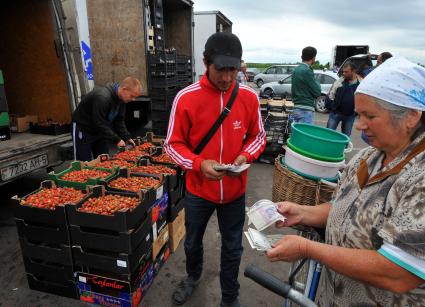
[282,123,350,182]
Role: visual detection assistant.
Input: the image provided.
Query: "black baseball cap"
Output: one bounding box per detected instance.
[204,32,242,69]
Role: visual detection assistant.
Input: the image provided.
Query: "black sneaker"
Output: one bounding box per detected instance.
[220,298,247,307]
[171,276,201,305]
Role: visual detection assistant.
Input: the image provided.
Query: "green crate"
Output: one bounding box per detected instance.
[0,70,4,85]
[0,112,9,126]
[48,161,118,190]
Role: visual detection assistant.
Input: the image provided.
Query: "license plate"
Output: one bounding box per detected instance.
[1,154,49,181]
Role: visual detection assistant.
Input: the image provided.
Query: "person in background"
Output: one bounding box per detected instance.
[72,77,141,161]
[267,57,425,306]
[165,32,265,307]
[377,51,393,66]
[359,54,374,78]
[291,46,321,124]
[325,61,361,136]
[237,61,248,85]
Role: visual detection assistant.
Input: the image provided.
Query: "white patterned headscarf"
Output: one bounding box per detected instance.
[356,57,425,111]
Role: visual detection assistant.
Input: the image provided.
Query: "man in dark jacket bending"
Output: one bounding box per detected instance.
[72,77,141,161]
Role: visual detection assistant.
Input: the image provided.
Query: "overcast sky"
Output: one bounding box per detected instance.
[193,0,425,65]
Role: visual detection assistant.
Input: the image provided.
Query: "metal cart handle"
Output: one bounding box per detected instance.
[244,264,318,307]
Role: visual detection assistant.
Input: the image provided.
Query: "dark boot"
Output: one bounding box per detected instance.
[220,298,247,307]
[171,276,201,305]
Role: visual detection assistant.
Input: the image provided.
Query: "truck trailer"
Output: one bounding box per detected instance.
[0,0,194,186]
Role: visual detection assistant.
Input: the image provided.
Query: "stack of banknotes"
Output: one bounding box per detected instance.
[245,199,285,251]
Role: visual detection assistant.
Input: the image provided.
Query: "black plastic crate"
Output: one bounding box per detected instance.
[12,180,71,225]
[72,234,152,275]
[149,51,176,65]
[151,99,173,112]
[0,125,11,141]
[76,248,152,289]
[150,88,178,101]
[69,208,151,254]
[167,195,185,222]
[29,122,71,135]
[103,168,165,201]
[19,237,73,266]
[23,256,74,283]
[150,126,168,136]
[151,120,169,132]
[151,76,177,89]
[151,110,170,121]
[134,158,180,192]
[26,274,78,299]
[15,218,70,245]
[67,186,155,233]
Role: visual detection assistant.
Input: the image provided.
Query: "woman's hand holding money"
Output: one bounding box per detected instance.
[266,235,310,262]
[275,201,304,228]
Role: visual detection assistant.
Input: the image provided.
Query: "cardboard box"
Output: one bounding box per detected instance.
[77,249,154,307]
[10,114,38,132]
[152,226,169,260]
[169,209,185,253]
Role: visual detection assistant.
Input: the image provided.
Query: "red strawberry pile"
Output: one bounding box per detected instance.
[21,187,85,209]
[151,153,175,164]
[78,194,139,215]
[94,159,135,169]
[132,165,176,175]
[109,176,160,192]
[61,169,111,182]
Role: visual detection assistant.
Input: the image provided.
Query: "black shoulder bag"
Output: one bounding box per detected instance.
[179,82,239,198]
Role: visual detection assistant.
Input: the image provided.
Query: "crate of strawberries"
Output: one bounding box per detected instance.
[85,154,137,170]
[133,158,179,192]
[13,180,86,245]
[29,120,71,135]
[104,168,165,201]
[48,161,118,190]
[13,180,86,225]
[67,185,156,233]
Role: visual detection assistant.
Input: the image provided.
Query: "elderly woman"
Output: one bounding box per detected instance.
[267,57,425,306]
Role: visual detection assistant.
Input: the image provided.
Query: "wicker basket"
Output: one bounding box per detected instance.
[272,155,335,206]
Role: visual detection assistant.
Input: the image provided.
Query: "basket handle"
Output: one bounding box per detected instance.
[344,142,354,153]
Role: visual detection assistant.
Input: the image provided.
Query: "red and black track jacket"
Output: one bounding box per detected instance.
[164,75,266,204]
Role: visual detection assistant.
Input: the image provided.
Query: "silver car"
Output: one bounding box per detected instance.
[253,64,297,88]
[259,70,338,113]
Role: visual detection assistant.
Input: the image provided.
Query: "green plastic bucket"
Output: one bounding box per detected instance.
[290,123,350,159]
[287,138,345,162]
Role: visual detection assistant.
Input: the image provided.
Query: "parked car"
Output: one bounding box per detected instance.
[259,70,338,113]
[253,64,297,88]
[246,67,261,82]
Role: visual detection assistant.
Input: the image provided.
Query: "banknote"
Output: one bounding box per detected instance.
[244,227,283,251]
[246,199,285,231]
[213,163,251,173]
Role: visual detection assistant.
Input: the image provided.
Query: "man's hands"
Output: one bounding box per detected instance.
[117,138,136,148]
[127,138,136,147]
[117,140,126,148]
[200,160,225,180]
[200,155,248,180]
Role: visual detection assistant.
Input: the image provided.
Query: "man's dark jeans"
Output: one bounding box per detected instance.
[326,111,356,136]
[183,191,245,303]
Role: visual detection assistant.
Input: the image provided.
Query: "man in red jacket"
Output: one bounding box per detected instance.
[165,32,266,307]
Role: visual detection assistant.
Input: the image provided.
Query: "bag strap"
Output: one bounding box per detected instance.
[193,82,239,155]
[357,136,425,189]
